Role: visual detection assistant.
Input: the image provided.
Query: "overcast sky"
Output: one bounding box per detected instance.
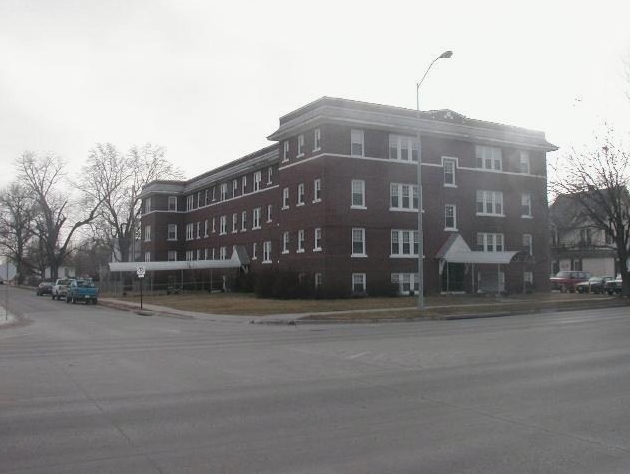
[1,0,630,187]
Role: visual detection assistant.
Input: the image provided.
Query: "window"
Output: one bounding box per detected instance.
[167,224,177,240]
[282,187,289,209]
[205,189,209,206]
[267,166,273,184]
[168,196,177,211]
[524,271,533,285]
[204,248,208,260]
[351,129,364,156]
[241,211,247,231]
[186,195,194,210]
[443,158,457,186]
[391,273,420,294]
[445,204,457,230]
[196,249,201,260]
[352,228,366,256]
[315,273,323,288]
[204,219,209,237]
[521,193,532,217]
[476,190,504,216]
[220,246,227,260]
[520,151,531,174]
[167,250,177,261]
[390,183,418,210]
[241,176,247,193]
[352,273,366,293]
[252,242,257,260]
[212,187,216,201]
[389,134,418,162]
[196,221,201,239]
[252,207,261,229]
[314,128,321,151]
[314,228,322,251]
[144,198,151,214]
[297,183,305,205]
[313,179,321,202]
[297,230,305,253]
[254,171,262,191]
[282,141,289,162]
[351,180,365,208]
[263,241,272,263]
[391,230,419,256]
[186,250,193,261]
[197,192,202,208]
[186,223,194,240]
[232,179,238,197]
[282,232,290,254]
[297,134,305,157]
[220,215,227,235]
[523,233,533,255]
[212,217,216,233]
[475,145,502,171]
[232,213,238,233]
[477,233,504,252]
[220,183,228,201]
[144,251,151,262]
[144,225,151,242]
[267,204,273,222]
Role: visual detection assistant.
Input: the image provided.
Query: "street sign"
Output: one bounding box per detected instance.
[136,266,146,278]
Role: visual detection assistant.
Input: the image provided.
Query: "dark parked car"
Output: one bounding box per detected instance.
[575,276,614,294]
[549,270,592,292]
[605,275,623,295]
[36,281,54,296]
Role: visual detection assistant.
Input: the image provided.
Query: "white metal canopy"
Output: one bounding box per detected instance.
[108,248,245,272]
[436,234,518,265]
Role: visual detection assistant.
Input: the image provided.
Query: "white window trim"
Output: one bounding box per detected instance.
[442,156,458,187]
[351,179,366,209]
[389,183,418,211]
[297,230,305,253]
[313,128,321,152]
[351,129,364,157]
[282,187,289,210]
[282,141,290,162]
[352,273,366,293]
[444,204,458,231]
[297,183,305,206]
[476,190,505,217]
[313,178,322,203]
[351,228,367,257]
[521,193,533,218]
[389,134,419,162]
[167,224,178,241]
[297,134,305,158]
[263,241,272,263]
[390,229,419,258]
[314,228,322,251]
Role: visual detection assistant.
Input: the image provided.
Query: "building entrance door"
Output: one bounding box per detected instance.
[441,262,465,293]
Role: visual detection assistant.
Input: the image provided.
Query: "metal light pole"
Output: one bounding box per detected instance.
[416,50,453,310]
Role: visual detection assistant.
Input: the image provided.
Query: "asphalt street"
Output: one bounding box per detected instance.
[2,286,630,473]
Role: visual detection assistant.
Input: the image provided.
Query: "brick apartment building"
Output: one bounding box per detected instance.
[139,97,556,295]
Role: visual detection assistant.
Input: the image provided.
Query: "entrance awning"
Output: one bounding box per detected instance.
[108,248,248,272]
[436,234,519,264]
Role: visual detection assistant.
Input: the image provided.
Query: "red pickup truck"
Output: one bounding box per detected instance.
[549,270,592,292]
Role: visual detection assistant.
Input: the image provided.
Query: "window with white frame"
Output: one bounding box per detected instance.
[232,213,238,233]
[476,190,504,216]
[297,134,305,157]
[313,178,321,202]
[351,180,365,208]
[282,141,289,162]
[520,151,531,174]
[220,183,228,201]
[315,273,323,288]
[212,217,216,233]
[263,241,272,263]
[267,166,273,184]
[297,230,305,252]
[352,273,366,293]
[220,246,227,260]
[212,187,216,201]
[524,271,533,284]
[204,219,209,237]
[477,232,504,252]
[167,250,177,261]
[523,233,533,255]
[242,176,247,193]
[196,221,201,239]
[252,242,257,260]
[204,248,208,260]
[282,187,289,209]
[241,211,247,231]
[314,128,321,151]
[144,251,151,262]
[252,207,261,229]
[475,145,502,171]
[211,248,216,260]
[390,230,419,256]
[144,198,151,214]
[351,129,364,156]
[144,225,151,242]
[205,189,209,206]
[391,273,419,294]
[297,183,305,205]
[232,179,238,197]
[168,196,177,211]
[314,228,322,251]
[521,193,532,217]
[389,134,418,162]
[196,249,201,260]
[186,223,194,240]
[186,195,194,210]
[445,204,457,230]
[186,250,193,261]
[197,192,201,208]
[220,215,227,235]
[267,204,273,223]
[443,158,457,186]
[390,183,418,210]
[352,228,366,256]
[168,224,177,240]
[282,231,290,254]
[254,171,262,191]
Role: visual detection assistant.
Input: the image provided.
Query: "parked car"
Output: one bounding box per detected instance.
[51,278,73,300]
[605,275,623,295]
[549,270,592,292]
[575,276,614,294]
[36,281,54,296]
[66,279,99,304]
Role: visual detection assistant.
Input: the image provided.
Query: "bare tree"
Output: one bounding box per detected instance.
[80,143,182,264]
[551,129,630,296]
[16,152,105,280]
[0,183,36,283]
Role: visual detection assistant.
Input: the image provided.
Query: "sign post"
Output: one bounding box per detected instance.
[136,266,145,310]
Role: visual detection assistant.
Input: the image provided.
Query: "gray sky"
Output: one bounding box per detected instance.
[1,0,630,186]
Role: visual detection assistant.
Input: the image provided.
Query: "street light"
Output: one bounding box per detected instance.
[416,50,453,310]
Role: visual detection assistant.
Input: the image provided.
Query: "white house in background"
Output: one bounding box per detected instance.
[44,266,76,280]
